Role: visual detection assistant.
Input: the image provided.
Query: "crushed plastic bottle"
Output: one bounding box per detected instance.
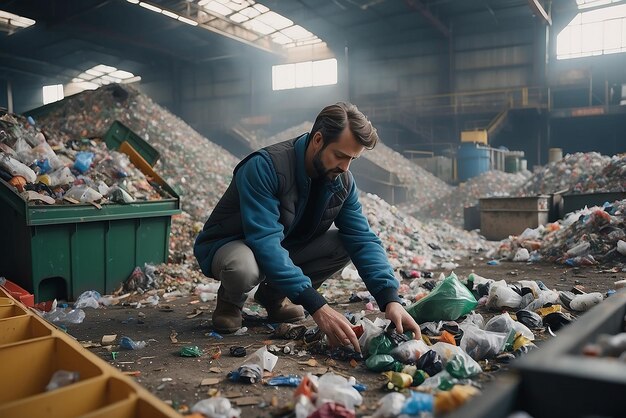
[119,336,147,350]
[267,375,302,387]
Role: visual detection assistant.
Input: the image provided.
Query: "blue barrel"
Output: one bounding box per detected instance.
[457,143,490,181]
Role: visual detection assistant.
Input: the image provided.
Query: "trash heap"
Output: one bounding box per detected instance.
[31,84,238,220]
[359,193,496,272]
[498,199,626,267]
[518,152,610,196]
[408,170,530,226]
[258,122,453,207]
[196,271,597,418]
[254,121,313,149]
[570,153,626,194]
[0,112,171,205]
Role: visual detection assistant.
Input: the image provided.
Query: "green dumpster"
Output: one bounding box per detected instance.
[0,141,180,303]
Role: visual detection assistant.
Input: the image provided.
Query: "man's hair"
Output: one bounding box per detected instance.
[310,102,378,150]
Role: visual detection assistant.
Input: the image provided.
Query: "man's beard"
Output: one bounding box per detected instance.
[312,150,344,180]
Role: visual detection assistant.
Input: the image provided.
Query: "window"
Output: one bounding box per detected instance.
[42,84,63,105]
[272,58,337,91]
[557,3,626,59]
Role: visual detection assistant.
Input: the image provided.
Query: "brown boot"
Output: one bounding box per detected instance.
[212,292,243,333]
[254,283,305,323]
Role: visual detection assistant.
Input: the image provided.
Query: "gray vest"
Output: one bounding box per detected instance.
[197,137,353,251]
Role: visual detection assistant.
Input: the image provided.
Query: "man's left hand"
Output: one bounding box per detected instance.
[385,302,421,339]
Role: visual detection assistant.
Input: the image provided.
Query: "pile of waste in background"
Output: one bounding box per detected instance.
[32,84,238,220]
[498,199,626,267]
[258,122,453,205]
[407,170,530,227]
[518,152,610,196]
[570,153,626,194]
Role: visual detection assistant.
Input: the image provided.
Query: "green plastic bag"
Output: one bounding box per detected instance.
[365,355,404,372]
[368,334,394,356]
[407,273,478,323]
[446,354,482,379]
[180,345,202,357]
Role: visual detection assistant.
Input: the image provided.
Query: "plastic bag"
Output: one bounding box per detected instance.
[242,346,278,372]
[523,289,560,311]
[459,324,509,361]
[48,166,75,186]
[401,391,434,415]
[484,312,534,341]
[365,355,403,372]
[74,290,101,309]
[73,151,94,174]
[43,307,85,324]
[0,154,36,183]
[120,336,147,350]
[429,342,482,377]
[486,280,522,310]
[107,185,135,203]
[372,393,406,418]
[390,339,430,363]
[515,310,543,329]
[14,136,34,164]
[446,353,484,379]
[368,333,394,356]
[462,312,485,329]
[64,185,103,203]
[316,373,363,411]
[407,273,478,323]
[570,293,604,312]
[31,141,63,170]
[513,248,530,262]
[46,370,80,391]
[191,397,241,418]
[415,349,444,377]
[358,317,388,356]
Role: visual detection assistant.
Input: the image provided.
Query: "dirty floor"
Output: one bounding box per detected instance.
[62,259,622,415]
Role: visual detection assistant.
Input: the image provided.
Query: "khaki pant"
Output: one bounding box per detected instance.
[211,230,351,307]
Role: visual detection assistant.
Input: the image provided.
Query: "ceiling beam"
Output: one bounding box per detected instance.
[405,0,450,38]
[527,0,552,25]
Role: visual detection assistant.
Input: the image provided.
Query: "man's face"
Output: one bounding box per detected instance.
[311,127,365,181]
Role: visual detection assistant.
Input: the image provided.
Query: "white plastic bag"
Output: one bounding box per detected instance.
[64,185,103,203]
[316,373,363,411]
[48,166,75,187]
[459,323,509,360]
[358,317,388,356]
[486,280,522,310]
[484,312,534,341]
[0,154,36,183]
[513,248,530,262]
[74,290,101,309]
[390,339,430,363]
[191,398,241,418]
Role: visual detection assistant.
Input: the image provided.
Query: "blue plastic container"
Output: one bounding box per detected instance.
[457,143,490,181]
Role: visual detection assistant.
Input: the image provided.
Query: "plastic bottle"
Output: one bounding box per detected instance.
[266,375,302,387]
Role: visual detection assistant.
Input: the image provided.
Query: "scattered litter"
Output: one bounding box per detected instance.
[119,336,147,350]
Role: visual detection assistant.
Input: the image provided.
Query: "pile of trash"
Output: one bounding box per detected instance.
[518,152,610,196]
[0,112,171,205]
[570,153,626,194]
[408,170,530,226]
[498,199,626,266]
[196,271,596,417]
[359,193,496,272]
[257,122,453,207]
[31,84,238,220]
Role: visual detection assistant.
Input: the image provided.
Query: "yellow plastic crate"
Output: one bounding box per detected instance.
[0,297,28,320]
[0,315,54,347]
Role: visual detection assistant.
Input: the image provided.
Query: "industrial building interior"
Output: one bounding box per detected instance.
[0,0,625,417]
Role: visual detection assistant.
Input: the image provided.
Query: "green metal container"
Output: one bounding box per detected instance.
[0,177,180,302]
[504,155,520,173]
[104,121,161,167]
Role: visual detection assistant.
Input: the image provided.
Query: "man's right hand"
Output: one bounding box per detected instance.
[311,304,361,353]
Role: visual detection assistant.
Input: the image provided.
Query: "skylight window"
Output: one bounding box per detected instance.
[197,0,324,48]
[576,0,623,9]
[557,3,626,59]
[0,10,35,34]
[272,58,337,91]
[42,84,64,105]
[73,65,140,89]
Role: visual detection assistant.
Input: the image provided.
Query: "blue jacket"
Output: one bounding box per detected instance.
[194,133,400,313]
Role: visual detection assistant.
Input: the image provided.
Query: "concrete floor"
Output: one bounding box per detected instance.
[63,259,622,416]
